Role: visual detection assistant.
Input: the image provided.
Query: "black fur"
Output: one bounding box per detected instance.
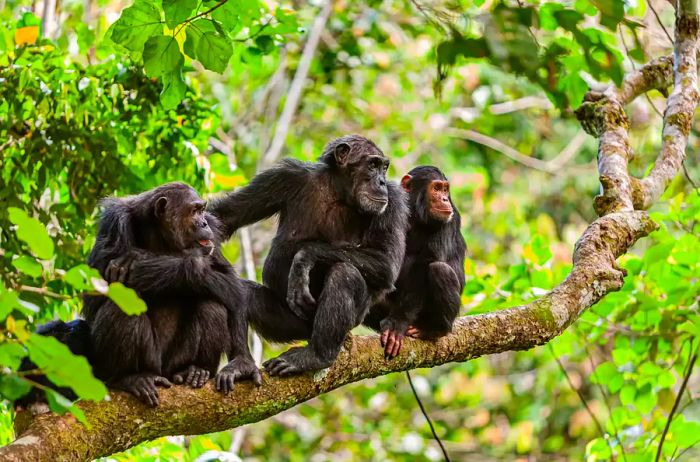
[80,182,258,405]
[365,166,466,358]
[210,135,409,376]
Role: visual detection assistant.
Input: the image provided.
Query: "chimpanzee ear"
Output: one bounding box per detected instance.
[400,174,412,192]
[155,196,168,218]
[334,143,351,166]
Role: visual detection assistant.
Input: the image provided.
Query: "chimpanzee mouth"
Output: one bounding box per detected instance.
[198,239,213,247]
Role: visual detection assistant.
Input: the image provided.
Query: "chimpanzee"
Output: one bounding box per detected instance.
[82,182,259,406]
[15,319,91,408]
[209,135,408,376]
[365,166,466,358]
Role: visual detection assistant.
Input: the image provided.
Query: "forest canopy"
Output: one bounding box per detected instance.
[1,0,699,461]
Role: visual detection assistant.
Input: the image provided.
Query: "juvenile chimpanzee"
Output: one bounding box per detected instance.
[366,166,466,358]
[209,135,408,376]
[83,182,259,406]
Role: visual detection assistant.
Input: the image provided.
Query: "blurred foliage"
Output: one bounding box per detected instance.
[1,0,699,461]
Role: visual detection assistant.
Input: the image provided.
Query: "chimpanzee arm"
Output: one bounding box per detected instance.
[290,183,408,292]
[208,159,309,238]
[107,250,241,307]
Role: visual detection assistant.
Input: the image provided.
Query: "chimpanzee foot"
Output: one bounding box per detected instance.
[406,326,423,339]
[173,365,210,388]
[215,355,262,393]
[380,318,409,359]
[263,346,333,377]
[112,373,172,407]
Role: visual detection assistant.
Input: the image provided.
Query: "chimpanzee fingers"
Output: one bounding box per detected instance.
[185,367,197,386]
[391,335,403,358]
[384,333,396,359]
[252,368,262,386]
[276,363,299,377]
[264,358,286,376]
[117,263,129,283]
[154,376,172,388]
[380,330,389,347]
[105,261,118,282]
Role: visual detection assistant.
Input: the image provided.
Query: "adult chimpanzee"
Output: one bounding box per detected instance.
[209,135,408,376]
[365,166,466,358]
[83,182,259,406]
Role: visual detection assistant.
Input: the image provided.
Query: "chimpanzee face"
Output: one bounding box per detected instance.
[351,153,390,215]
[154,185,215,254]
[401,170,454,225]
[332,141,390,215]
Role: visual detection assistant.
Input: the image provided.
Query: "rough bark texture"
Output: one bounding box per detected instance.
[1,3,697,462]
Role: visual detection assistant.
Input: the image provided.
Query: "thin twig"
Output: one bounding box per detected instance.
[406,371,451,462]
[585,347,628,462]
[261,0,333,167]
[656,347,698,462]
[19,285,70,300]
[648,0,674,44]
[549,345,614,457]
[682,161,700,192]
[619,25,665,118]
[445,127,591,174]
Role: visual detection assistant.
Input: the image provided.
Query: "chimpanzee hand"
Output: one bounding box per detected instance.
[379,317,410,359]
[286,250,316,320]
[105,253,139,283]
[173,365,210,388]
[112,372,172,407]
[215,355,262,393]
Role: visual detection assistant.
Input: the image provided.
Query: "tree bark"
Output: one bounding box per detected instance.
[1,2,697,461]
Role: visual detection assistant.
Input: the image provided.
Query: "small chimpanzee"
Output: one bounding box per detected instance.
[209,135,408,376]
[82,182,259,406]
[365,166,466,358]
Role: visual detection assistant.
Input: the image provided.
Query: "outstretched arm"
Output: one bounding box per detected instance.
[208,159,309,238]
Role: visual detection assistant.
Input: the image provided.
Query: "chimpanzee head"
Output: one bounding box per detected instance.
[401,166,454,224]
[320,135,390,215]
[149,182,216,254]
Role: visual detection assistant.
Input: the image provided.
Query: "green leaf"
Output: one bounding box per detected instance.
[196,32,233,73]
[0,375,31,400]
[45,388,88,425]
[211,1,242,33]
[163,0,198,29]
[8,208,55,260]
[11,256,42,278]
[0,283,22,321]
[183,19,216,59]
[143,35,184,77]
[107,282,147,315]
[109,0,163,53]
[26,334,108,401]
[64,264,103,291]
[160,70,187,109]
[0,343,26,370]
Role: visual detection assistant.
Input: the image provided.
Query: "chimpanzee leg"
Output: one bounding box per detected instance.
[170,301,230,388]
[264,263,368,376]
[411,261,461,338]
[90,301,171,406]
[246,281,313,343]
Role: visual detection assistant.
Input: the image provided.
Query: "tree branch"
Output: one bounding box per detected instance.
[1,210,656,462]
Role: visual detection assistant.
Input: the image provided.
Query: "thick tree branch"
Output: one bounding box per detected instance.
[0,211,656,462]
[639,1,699,208]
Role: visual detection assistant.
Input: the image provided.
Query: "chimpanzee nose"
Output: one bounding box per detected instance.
[379,178,386,187]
